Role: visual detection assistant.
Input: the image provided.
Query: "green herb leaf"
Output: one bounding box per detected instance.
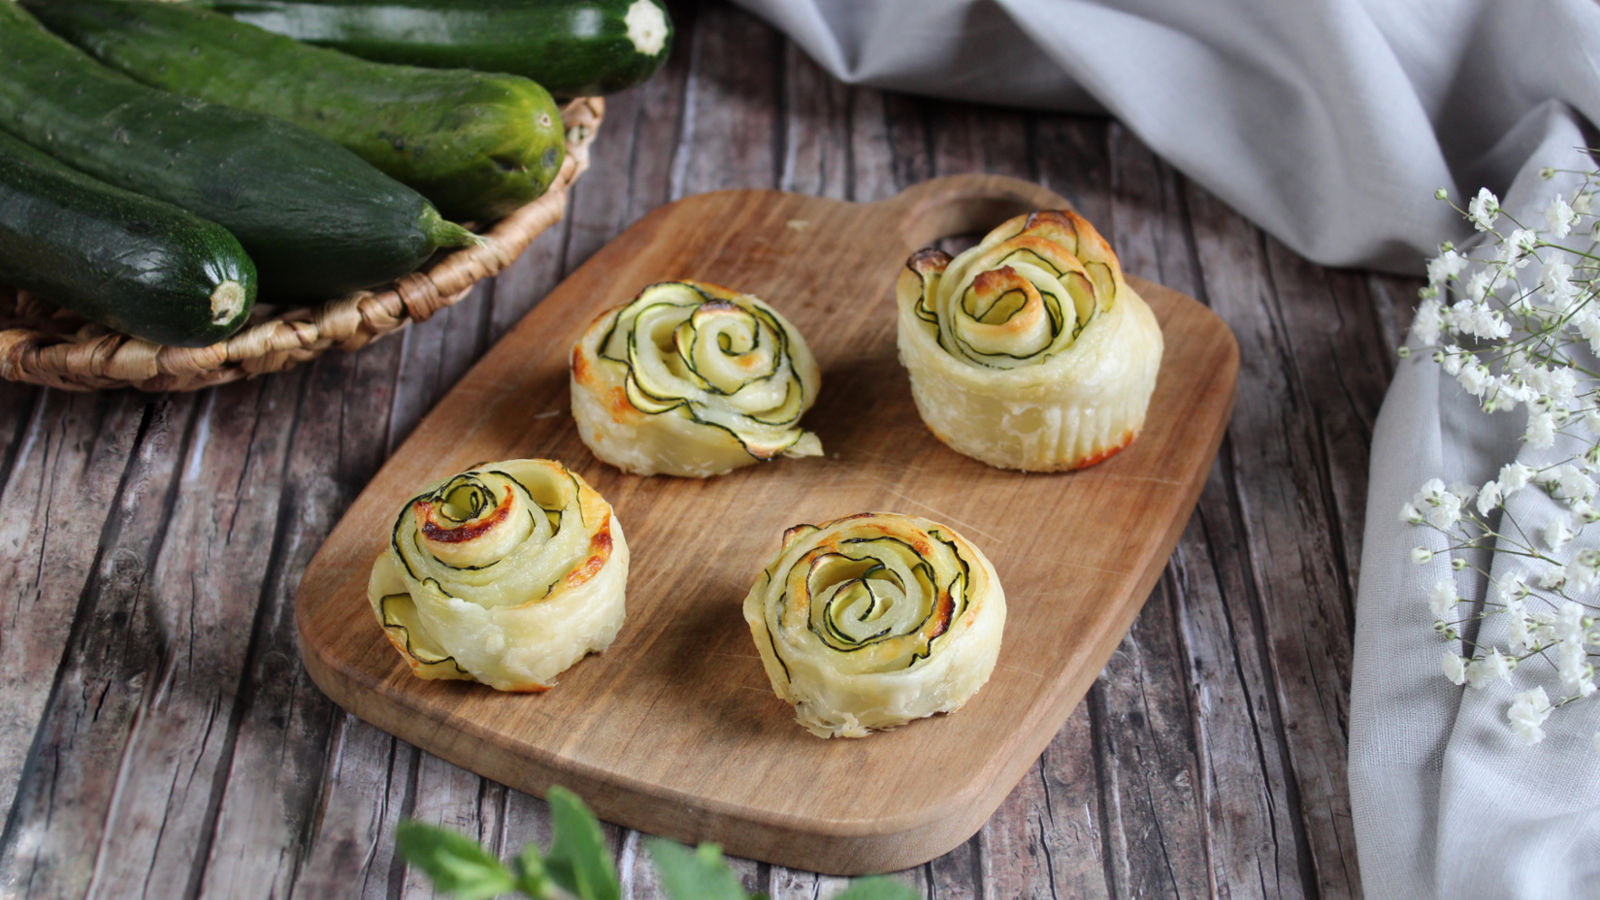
[395,819,516,900]
[647,840,750,900]
[510,840,548,898]
[830,876,923,900]
[545,786,622,900]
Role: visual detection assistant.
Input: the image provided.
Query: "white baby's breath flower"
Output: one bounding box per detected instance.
[1572,500,1600,525]
[1400,502,1424,524]
[1458,365,1492,397]
[1411,297,1444,346]
[1543,367,1578,405]
[1500,229,1539,269]
[1471,304,1511,340]
[1573,191,1594,215]
[1508,687,1553,744]
[1566,549,1600,592]
[1557,639,1594,695]
[1427,248,1468,287]
[1464,269,1494,304]
[1545,194,1576,238]
[1413,479,1463,529]
[1484,648,1514,683]
[1525,411,1557,448]
[1412,547,1434,564]
[1428,578,1458,618]
[1505,596,1533,654]
[1476,480,1503,515]
[1541,259,1576,304]
[1544,518,1574,552]
[1495,572,1530,602]
[1555,600,1587,641]
[1548,464,1597,504]
[1442,651,1468,686]
[1440,345,1468,377]
[1466,650,1515,688]
[1499,462,1534,493]
[1577,312,1600,357]
[1537,559,1567,590]
[1469,187,1501,231]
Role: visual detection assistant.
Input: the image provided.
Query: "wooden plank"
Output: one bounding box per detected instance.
[1184,180,1357,896]
[195,339,411,898]
[1033,705,1114,898]
[670,1,783,197]
[0,390,142,827]
[78,380,300,894]
[0,392,199,897]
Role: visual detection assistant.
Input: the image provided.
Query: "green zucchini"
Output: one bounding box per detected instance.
[0,129,255,348]
[204,0,673,96]
[0,1,473,300]
[28,0,566,222]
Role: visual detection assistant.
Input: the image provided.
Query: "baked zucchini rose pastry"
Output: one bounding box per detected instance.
[743,512,1005,738]
[896,210,1163,471]
[367,459,628,692]
[570,280,822,477]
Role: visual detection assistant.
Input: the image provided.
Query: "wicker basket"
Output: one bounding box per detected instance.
[0,98,604,392]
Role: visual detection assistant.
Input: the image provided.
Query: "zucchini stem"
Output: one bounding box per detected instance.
[210,280,247,324]
[625,0,669,56]
[422,206,481,249]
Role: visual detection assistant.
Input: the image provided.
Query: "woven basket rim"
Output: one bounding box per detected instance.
[0,97,604,392]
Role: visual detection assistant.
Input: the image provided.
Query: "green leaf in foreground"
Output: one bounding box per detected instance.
[647,840,751,900]
[545,786,622,900]
[395,820,516,900]
[510,839,549,898]
[831,877,923,900]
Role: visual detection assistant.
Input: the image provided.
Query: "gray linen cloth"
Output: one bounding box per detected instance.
[730,0,1600,894]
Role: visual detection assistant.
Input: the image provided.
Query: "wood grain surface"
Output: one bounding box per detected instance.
[296,176,1237,874]
[0,1,1407,896]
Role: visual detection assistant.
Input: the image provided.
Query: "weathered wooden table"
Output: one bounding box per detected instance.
[0,3,1410,896]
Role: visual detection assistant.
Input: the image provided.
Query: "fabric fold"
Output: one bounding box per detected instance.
[730,0,1600,275]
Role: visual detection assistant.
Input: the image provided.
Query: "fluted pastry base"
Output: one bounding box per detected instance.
[898,283,1163,471]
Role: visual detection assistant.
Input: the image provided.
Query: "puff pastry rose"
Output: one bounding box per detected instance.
[896,210,1163,471]
[743,512,1006,738]
[367,459,628,692]
[570,280,822,477]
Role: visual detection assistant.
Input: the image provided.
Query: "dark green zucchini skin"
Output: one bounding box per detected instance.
[28,0,566,221]
[0,129,256,348]
[0,1,473,300]
[204,0,673,96]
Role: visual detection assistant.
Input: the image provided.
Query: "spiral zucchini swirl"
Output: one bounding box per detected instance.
[570,281,822,477]
[896,210,1163,471]
[366,459,628,692]
[742,512,1005,738]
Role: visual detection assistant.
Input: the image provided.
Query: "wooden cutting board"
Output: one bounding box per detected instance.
[296,174,1239,875]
